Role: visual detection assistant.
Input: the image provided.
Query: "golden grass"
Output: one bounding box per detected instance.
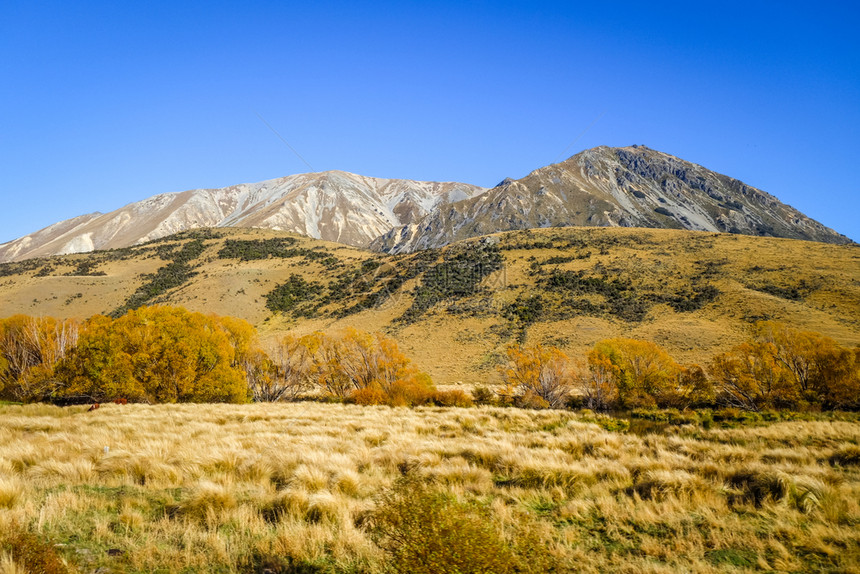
[1,227,858,386]
[0,402,859,572]
[0,552,25,574]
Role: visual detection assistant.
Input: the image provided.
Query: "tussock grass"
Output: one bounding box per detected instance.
[0,552,26,574]
[0,402,858,572]
[0,479,23,509]
[830,444,860,467]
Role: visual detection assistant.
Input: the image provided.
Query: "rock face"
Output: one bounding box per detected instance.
[1,145,850,262]
[0,171,485,262]
[371,145,852,253]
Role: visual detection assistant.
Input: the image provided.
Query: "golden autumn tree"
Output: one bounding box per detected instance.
[216,315,258,368]
[58,306,248,403]
[812,345,860,409]
[581,349,620,411]
[709,321,860,410]
[755,321,860,408]
[501,344,578,408]
[709,340,795,411]
[0,315,79,401]
[305,328,433,404]
[246,334,315,402]
[57,314,137,400]
[588,338,684,408]
[669,364,714,409]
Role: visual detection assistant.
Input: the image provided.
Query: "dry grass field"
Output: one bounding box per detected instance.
[1,402,859,573]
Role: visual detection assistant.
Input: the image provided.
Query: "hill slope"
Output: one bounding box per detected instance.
[0,172,485,262]
[1,226,857,385]
[372,145,851,252]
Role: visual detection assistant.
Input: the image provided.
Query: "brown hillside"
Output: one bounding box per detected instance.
[0,227,857,385]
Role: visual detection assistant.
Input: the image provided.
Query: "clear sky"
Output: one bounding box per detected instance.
[1,1,858,243]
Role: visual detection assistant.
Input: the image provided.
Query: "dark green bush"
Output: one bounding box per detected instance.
[399,242,503,323]
[472,386,496,406]
[265,274,324,315]
[217,238,339,269]
[112,239,208,316]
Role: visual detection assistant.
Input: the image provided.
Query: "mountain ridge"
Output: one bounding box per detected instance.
[0,171,486,262]
[1,145,851,263]
[371,145,851,252]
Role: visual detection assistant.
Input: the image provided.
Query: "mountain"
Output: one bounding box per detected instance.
[0,171,485,262]
[371,145,852,253]
[1,145,851,263]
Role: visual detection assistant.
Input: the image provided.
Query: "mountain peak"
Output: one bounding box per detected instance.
[371,145,851,253]
[0,173,487,262]
[1,145,850,263]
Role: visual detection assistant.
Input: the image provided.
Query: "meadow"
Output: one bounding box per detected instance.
[1,402,859,573]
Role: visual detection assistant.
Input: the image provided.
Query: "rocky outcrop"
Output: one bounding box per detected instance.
[371,146,851,253]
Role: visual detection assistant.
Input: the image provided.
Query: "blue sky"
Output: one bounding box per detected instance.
[1,1,858,243]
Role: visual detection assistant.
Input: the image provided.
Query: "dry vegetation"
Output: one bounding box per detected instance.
[0,227,857,385]
[1,402,859,573]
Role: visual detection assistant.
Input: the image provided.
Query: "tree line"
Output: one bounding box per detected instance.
[500,322,860,412]
[0,306,857,411]
[0,306,465,407]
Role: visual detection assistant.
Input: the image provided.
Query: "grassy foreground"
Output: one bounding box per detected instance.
[1,403,859,573]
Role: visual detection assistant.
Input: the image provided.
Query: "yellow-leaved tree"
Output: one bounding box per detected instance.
[305,328,433,405]
[500,344,578,409]
[710,341,795,411]
[710,322,860,410]
[245,334,315,402]
[756,321,860,408]
[587,338,706,409]
[0,315,79,401]
[581,349,620,411]
[58,306,248,403]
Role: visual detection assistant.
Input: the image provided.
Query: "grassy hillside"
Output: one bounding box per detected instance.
[0,227,857,384]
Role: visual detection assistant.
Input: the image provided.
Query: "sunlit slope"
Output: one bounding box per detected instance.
[0,226,857,384]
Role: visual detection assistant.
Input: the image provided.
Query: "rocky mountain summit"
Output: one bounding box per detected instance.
[1,145,850,262]
[371,146,851,252]
[0,171,485,262]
